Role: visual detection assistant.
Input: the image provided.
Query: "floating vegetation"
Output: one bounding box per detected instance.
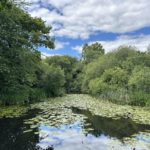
[0,94,150,150]
[23,107,86,133]
[30,94,150,125]
[0,106,29,118]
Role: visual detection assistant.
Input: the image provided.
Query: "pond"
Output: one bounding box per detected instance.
[0,94,150,150]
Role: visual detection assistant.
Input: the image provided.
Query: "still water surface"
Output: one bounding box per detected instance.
[0,106,150,150]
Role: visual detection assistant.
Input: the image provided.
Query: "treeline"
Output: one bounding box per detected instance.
[0,0,55,104]
[81,44,150,106]
[0,0,81,105]
[0,0,150,106]
[44,44,150,107]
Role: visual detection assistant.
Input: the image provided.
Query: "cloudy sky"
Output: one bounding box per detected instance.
[26,0,150,58]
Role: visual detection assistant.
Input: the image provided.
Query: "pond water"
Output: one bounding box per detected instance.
[0,103,150,150]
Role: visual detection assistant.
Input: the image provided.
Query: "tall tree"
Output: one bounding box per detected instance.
[81,42,105,63]
[0,0,54,104]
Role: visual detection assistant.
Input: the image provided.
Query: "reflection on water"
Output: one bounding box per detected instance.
[37,122,120,150]
[36,107,150,150]
[0,106,150,150]
[72,107,150,139]
[0,109,40,150]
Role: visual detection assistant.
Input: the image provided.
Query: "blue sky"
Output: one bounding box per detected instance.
[26,0,150,58]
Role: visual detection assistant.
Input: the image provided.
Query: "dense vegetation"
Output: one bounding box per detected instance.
[0,0,57,104]
[81,45,150,106]
[0,0,150,106]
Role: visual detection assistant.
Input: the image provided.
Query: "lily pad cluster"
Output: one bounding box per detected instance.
[0,106,29,118]
[31,94,150,125]
[123,131,150,149]
[23,105,93,135]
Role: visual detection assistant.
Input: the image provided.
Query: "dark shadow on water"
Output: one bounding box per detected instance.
[71,107,150,140]
[0,109,40,150]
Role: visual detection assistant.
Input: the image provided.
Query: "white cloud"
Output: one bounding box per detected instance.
[41,40,69,50]
[101,35,150,53]
[72,35,150,53]
[72,46,83,53]
[55,41,69,50]
[26,0,150,39]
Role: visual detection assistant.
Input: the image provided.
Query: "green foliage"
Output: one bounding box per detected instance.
[0,85,30,105]
[89,78,108,95]
[29,88,47,102]
[45,56,80,93]
[81,53,120,92]
[70,62,84,93]
[127,67,150,106]
[122,53,150,73]
[100,68,129,90]
[88,68,129,104]
[112,46,138,62]
[82,46,150,106]
[129,91,150,106]
[0,0,54,105]
[0,0,149,108]
[81,42,105,64]
[43,65,65,97]
[34,62,65,97]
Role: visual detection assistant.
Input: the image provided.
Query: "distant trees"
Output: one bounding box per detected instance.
[81,46,150,106]
[128,67,150,106]
[29,62,65,101]
[129,67,150,93]
[45,56,80,93]
[40,64,65,97]
[81,42,105,63]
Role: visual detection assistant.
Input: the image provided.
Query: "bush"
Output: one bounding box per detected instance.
[128,66,150,93]
[129,91,150,106]
[29,88,47,102]
[43,65,65,97]
[82,46,150,107]
[0,85,29,105]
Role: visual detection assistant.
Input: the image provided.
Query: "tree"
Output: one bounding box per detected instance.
[40,64,65,97]
[128,66,150,106]
[128,66,150,93]
[81,42,105,63]
[122,53,150,73]
[45,56,78,93]
[0,0,54,104]
[81,53,119,93]
[88,67,129,99]
[112,46,138,62]
[70,61,84,93]
[101,67,128,87]
[81,45,150,106]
